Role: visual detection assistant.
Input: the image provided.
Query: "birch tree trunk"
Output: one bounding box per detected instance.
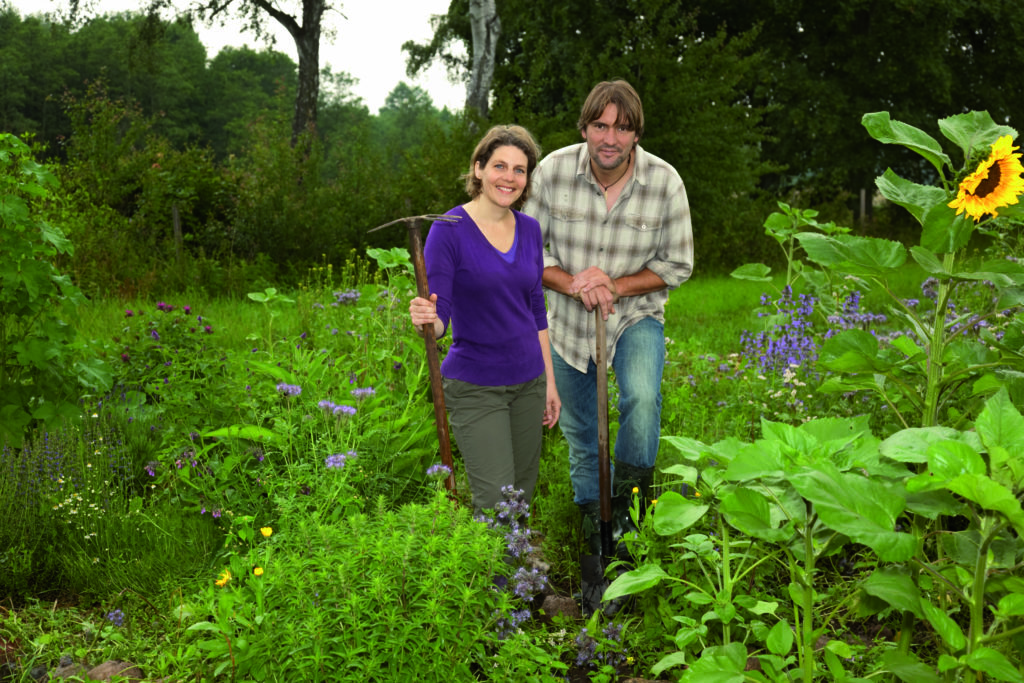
[466,0,500,119]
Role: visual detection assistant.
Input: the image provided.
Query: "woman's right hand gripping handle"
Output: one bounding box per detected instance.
[409,293,444,338]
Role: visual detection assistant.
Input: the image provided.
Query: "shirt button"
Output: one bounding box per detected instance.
[641,224,647,231]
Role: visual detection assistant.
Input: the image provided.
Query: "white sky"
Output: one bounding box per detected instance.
[10,0,466,114]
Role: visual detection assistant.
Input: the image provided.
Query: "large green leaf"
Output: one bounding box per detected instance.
[679,643,748,682]
[766,620,794,656]
[954,258,1024,287]
[921,600,967,650]
[862,112,951,175]
[861,567,923,617]
[927,440,987,479]
[938,111,1018,161]
[730,263,772,281]
[661,435,711,461]
[963,647,1024,682]
[651,490,710,536]
[905,490,964,519]
[720,488,794,543]
[603,563,670,601]
[995,594,1024,618]
[722,438,793,481]
[974,388,1024,488]
[789,465,916,561]
[795,233,906,276]
[909,246,950,276]
[760,420,818,457]
[944,474,1024,536]
[876,169,949,225]
[881,650,942,683]
[881,427,982,464]
[921,202,975,254]
[819,329,893,373]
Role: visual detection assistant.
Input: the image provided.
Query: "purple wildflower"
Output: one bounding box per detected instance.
[350,386,375,400]
[276,383,302,397]
[426,463,452,480]
[325,452,349,469]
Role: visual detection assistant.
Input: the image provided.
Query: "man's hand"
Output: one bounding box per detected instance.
[569,266,618,319]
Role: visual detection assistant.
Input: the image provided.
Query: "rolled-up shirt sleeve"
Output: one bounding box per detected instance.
[646,172,693,290]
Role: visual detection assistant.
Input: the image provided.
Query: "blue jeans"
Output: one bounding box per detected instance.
[552,317,665,505]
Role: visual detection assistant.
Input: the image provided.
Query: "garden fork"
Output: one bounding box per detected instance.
[369,214,460,496]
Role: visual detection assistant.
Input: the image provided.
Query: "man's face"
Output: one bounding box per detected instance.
[582,103,638,172]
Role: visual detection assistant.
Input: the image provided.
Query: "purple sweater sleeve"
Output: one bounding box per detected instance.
[423,206,547,386]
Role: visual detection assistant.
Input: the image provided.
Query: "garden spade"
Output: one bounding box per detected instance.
[368,214,459,496]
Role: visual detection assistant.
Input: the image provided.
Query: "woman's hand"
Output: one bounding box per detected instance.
[543,379,561,428]
[409,293,443,337]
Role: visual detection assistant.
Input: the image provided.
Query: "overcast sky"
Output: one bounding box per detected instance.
[8,0,466,114]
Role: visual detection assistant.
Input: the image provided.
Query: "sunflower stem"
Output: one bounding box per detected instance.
[922,252,957,427]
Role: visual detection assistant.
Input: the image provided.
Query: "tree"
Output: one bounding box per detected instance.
[179,0,330,143]
[466,0,499,117]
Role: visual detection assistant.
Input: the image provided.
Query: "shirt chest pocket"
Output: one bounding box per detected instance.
[551,207,585,222]
[626,214,663,233]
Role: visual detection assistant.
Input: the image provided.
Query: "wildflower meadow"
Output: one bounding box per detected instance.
[2,113,1024,682]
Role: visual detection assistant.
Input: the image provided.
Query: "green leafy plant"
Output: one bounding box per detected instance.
[744,112,1024,430]
[182,491,512,681]
[0,133,111,445]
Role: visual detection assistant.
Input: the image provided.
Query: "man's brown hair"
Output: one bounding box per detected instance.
[577,80,645,141]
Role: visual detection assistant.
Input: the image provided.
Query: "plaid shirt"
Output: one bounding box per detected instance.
[524,143,693,372]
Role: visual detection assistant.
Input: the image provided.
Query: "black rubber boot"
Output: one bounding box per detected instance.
[578,501,606,617]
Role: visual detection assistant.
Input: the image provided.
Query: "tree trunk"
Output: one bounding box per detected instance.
[466,0,500,119]
[252,0,324,143]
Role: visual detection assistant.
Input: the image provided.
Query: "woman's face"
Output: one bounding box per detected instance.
[475,144,528,209]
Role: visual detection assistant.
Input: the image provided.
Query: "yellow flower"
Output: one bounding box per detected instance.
[215,569,232,587]
[253,567,264,576]
[631,486,639,494]
[260,527,273,537]
[695,491,702,498]
[949,135,1024,221]
[651,499,658,506]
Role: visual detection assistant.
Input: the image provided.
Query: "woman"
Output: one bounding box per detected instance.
[409,125,560,514]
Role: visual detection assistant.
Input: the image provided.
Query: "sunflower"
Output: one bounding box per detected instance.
[948,135,1024,221]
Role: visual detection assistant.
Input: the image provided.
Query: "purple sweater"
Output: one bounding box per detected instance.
[424,206,548,386]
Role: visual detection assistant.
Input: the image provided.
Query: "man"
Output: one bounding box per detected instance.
[523,79,693,611]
